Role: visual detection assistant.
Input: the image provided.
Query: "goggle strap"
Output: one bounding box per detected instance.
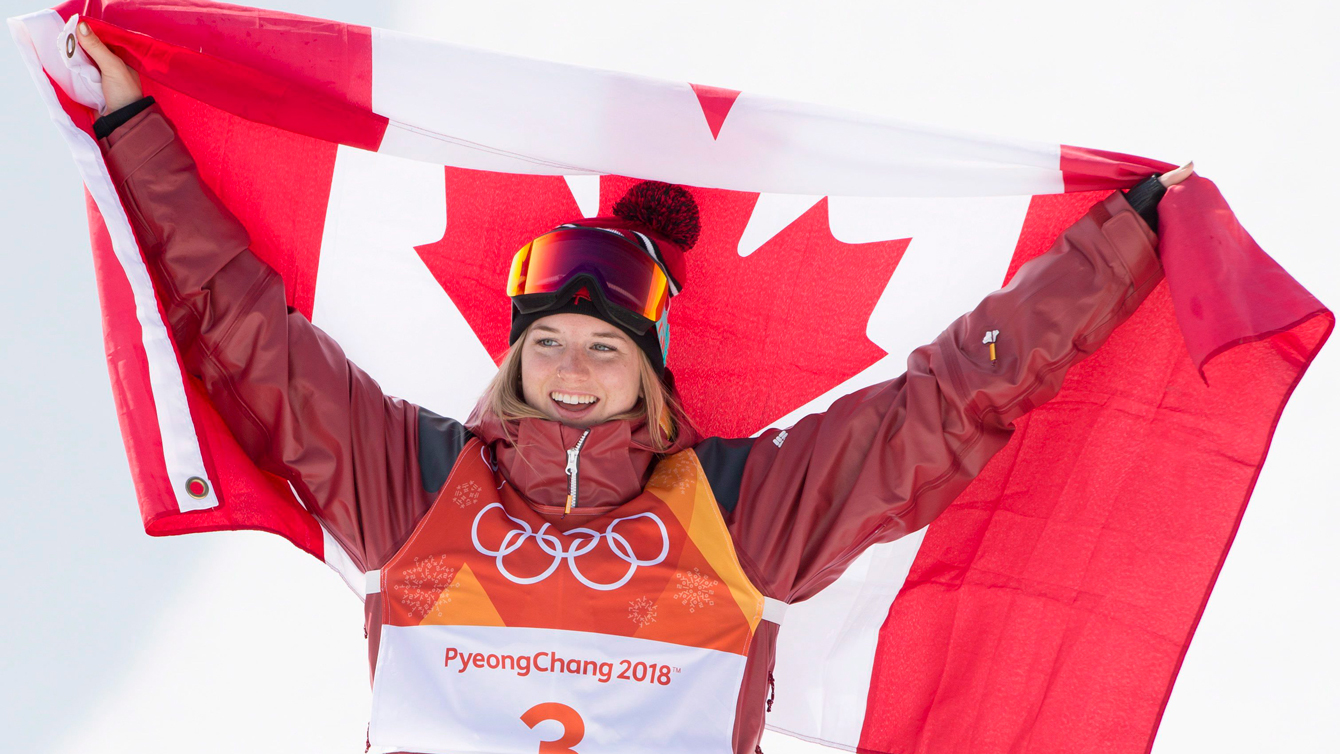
[630,229,680,295]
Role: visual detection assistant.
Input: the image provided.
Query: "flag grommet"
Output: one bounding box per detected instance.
[64,33,75,58]
[185,476,210,499]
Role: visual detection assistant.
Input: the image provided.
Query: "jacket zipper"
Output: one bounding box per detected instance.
[563,429,591,515]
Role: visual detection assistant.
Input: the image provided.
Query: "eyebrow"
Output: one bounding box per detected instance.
[532,325,627,340]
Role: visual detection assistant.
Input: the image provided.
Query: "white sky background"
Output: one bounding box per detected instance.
[1,0,1336,752]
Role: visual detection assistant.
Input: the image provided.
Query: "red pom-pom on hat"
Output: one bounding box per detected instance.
[612,181,700,251]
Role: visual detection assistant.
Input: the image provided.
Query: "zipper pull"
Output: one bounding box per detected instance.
[564,429,591,515]
[982,329,1000,363]
[564,448,578,515]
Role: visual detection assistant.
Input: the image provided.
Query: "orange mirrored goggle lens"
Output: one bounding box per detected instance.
[506,229,670,322]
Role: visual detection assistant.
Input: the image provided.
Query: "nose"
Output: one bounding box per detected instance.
[556,345,591,378]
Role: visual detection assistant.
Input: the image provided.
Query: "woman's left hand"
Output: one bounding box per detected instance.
[1160,161,1195,187]
[77,21,142,115]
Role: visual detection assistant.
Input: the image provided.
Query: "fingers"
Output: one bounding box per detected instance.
[1159,161,1195,188]
[76,21,120,70]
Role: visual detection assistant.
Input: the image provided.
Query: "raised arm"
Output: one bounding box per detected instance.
[718,188,1167,603]
[81,25,465,570]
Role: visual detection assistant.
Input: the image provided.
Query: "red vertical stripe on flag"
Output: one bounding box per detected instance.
[53,5,350,555]
[857,192,1330,754]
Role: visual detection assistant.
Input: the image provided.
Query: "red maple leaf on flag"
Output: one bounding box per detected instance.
[415,171,909,438]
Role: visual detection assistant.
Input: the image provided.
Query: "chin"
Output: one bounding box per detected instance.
[556,413,610,428]
[536,405,601,427]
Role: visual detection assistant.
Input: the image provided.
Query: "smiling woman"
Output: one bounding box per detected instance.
[479,313,685,450]
[58,15,1233,754]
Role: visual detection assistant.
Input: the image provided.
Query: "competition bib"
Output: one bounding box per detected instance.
[369,442,766,754]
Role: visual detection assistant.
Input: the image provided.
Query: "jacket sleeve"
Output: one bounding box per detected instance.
[725,191,1163,603]
[101,104,454,570]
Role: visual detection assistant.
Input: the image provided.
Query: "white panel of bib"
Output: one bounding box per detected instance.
[369,624,745,754]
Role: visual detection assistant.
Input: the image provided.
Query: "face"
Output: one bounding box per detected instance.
[520,313,643,427]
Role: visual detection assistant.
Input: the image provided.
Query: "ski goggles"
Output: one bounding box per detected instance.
[507,227,674,332]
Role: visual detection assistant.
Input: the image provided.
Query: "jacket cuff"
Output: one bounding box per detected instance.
[1122,175,1167,233]
[1097,190,1162,299]
[102,104,176,185]
[94,96,156,139]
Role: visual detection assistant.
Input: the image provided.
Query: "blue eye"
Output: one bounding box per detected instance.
[592,343,617,352]
[536,338,559,347]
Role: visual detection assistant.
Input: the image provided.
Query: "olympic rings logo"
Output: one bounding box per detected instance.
[471,503,669,591]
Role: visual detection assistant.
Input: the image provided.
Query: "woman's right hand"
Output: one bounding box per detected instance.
[76,21,142,114]
[1160,161,1195,188]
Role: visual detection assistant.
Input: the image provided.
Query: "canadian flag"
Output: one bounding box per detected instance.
[9,1,1332,753]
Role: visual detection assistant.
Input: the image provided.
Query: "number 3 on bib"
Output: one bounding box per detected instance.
[521,702,585,754]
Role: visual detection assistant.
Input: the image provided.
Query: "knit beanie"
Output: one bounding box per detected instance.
[508,181,699,375]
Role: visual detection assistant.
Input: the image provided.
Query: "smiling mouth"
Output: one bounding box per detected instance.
[550,392,599,416]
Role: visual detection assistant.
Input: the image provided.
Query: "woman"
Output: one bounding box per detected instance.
[78,24,1191,754]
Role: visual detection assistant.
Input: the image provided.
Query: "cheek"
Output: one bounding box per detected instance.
[519,351,552,402]
[602,359,642,409]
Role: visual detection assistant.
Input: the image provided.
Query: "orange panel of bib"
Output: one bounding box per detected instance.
[380,440,764,656]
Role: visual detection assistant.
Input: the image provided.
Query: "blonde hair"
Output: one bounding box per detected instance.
[476,323,683,452]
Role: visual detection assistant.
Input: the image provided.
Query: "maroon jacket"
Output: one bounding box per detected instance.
[102,104,1163,754]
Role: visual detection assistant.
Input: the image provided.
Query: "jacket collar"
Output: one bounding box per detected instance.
[467,404,697,514]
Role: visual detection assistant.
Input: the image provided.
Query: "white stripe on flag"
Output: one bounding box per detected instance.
[11,10,218,514]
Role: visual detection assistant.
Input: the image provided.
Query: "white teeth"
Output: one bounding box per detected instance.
[551,392,597,406]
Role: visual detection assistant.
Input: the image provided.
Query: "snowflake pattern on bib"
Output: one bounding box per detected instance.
[629,596,658,627]
[674,567,719,613]
[396,555,461,620]
[453,480,482,508]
